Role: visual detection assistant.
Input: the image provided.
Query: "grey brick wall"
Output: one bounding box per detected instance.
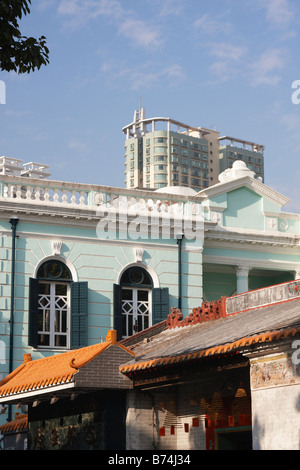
[74,345,133,390]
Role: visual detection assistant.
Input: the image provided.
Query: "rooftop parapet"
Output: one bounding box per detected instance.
[0,173,204,240]
[219,136,265,153]
[122,107,213,139]
[0,173,203,209]
[0,156,51,178]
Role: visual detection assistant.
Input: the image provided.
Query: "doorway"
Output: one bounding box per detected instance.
[216,427,252,450]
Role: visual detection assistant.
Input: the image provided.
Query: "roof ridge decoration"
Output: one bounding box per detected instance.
[166,299,227,329]
[68,330,134,369]
[69,342,110,370]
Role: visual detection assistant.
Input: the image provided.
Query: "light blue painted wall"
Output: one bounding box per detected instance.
[223,188,264,230]
[0,220,204,380]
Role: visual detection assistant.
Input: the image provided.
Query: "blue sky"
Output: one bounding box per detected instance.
[1,0,300,212]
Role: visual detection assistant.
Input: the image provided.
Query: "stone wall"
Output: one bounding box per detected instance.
[250,346,300,450]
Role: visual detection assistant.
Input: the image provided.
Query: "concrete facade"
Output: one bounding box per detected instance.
[123,108,264,191]
[0,155,299,432]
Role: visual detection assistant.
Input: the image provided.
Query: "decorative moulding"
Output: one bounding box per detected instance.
[51,240,63,256]
[266,217,278,231]
[236,265,250,277]
[94,193,104,205]
[134,247,144,263]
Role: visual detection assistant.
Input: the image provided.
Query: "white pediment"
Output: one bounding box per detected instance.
[197,161,289,208]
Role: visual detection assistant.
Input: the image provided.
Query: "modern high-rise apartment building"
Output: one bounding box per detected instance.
[219,136,264,181]
[123,108,264,190]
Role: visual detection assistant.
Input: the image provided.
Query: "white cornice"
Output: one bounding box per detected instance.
[0,229,178,250]
[204,238,299,255]
[205,225,299,242]
[204,226,300,253]
[264,211,300,220]
[202,254,300,271]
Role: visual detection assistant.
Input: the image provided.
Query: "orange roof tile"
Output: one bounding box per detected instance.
[0,330,133,399]
[0,413,28,434]
[120,326,300,374]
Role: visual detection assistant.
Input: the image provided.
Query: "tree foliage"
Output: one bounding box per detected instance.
[0,0,49,74]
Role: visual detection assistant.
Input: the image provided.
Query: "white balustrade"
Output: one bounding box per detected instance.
[0,176,202,219]
[1,182,88,207]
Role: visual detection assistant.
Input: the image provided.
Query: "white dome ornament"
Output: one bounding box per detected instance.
[218,160,256,183]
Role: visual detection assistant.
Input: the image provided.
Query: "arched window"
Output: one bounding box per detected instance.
[120,266,153,337]
[28,260,88,350]
[113,266,169,340]
[36,260,72,348]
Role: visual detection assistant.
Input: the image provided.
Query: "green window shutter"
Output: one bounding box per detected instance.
[71,282,88,349]
[152,287,169,324]
[113,284,123,341]
[28,277,39,348]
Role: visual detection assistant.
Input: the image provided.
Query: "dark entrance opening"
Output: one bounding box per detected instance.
[216,428,252,450]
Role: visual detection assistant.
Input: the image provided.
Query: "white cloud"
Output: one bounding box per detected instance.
[209,42,247,61]
[118,18,162,49]
[209,61,233,82]
[194,14,232,35]
[280,113,300,152]
[57,0,122,19]
[128,64,186,90]
[250,48,286,86]
[56,0,162,50]
[155,0,183,17]
[259,0,294,28]
[101,60,185,90]
[67,139,89,153]
[5,109,31,118]
[207,42,247,82]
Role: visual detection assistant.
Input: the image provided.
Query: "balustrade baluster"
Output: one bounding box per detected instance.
[44,188,50,203]
[26,186,32,200]
[53,189,59,203]
[71,191,77,205]
[62,190,68,204]
[79,192,85,205]
[35,187,41,201]
[16,185,22,199]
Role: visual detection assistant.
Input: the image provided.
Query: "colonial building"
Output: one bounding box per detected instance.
[0,155,299,431]
[0,280,300,450]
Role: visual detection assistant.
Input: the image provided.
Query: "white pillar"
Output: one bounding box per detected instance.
[236,266,250,294]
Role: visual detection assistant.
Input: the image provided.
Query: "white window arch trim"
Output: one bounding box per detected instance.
[33,255,78,282]
[116,262,159,288]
